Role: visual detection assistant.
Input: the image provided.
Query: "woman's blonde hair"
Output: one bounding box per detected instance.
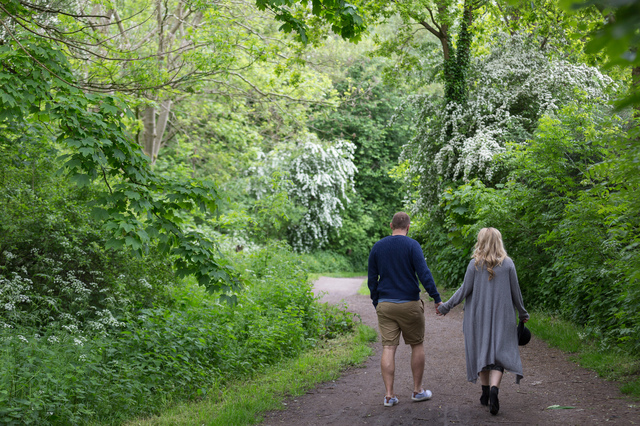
[472,227,507,280]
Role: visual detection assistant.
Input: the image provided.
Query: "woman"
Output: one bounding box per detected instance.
[437,227,529,415]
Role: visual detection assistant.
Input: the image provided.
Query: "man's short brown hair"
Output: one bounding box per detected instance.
[391,212,410,230]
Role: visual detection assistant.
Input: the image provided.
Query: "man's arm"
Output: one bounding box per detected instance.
[367,248,379,308]
[412,241,441,304]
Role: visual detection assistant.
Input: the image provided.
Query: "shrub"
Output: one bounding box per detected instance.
[0,245,359,424]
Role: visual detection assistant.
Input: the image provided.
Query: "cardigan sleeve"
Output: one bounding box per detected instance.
[509,260,529,321]
[438,260,475,315]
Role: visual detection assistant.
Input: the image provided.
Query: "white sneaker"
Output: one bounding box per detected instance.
[383,396,399,407]
[411,389,432,401]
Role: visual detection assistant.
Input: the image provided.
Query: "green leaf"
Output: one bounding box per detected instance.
[105,238,125,250]
[90,207,110,220]
[125,235,142,250]
[71,173,91,187]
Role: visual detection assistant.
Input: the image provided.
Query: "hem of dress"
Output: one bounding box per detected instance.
[468,371,524,384]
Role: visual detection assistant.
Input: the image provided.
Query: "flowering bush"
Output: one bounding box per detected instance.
[403,33,615,209]
[0,140,173,335]
[250,134,357,252]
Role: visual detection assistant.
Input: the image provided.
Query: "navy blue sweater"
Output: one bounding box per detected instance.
[367,235,441,307]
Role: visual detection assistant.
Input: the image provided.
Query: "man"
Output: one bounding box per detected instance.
[368,211,443,407]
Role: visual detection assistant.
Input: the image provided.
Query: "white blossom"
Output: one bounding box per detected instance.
[249,134,357,252]
[3,251,16,260]
[404,33,615,209]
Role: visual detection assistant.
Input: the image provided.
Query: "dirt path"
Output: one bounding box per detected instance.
[260,277,639,425]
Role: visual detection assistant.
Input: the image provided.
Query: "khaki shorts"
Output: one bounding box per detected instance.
[376,300,425,346]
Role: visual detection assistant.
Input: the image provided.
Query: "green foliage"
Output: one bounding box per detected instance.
[443,6,473,105]
[128,324,376,425]
[0,245,359,424]
[0,35,239,294]
[426,104,640,353]
[0,126,173,333]
[255,0,366,43]
[298,250,357,273]
[310,60,411,268]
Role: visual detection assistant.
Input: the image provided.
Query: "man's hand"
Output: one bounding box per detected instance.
[435,302,443,316]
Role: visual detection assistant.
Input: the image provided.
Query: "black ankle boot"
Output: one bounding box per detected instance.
[480,385,490,406]
[489,386,500,415]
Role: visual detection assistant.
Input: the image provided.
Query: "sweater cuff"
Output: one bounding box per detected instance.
[437,303,450,315]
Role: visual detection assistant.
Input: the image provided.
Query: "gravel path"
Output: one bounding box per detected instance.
[260,277,639,425]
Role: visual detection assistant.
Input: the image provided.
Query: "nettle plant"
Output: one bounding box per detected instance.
[403,33,615,209]
[250,134,357,252]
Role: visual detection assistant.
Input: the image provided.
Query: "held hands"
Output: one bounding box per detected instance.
[435,302,444,316]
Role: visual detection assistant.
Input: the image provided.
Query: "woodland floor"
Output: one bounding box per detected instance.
[259,276,640,425]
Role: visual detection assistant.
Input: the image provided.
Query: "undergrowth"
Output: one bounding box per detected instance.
[127,324,378,425]
[0,245,361,424]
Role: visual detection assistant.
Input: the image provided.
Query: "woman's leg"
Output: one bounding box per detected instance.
[489,369,503,387]
[479,370,490,405]
[489,369,503,415]
[479,370,490,386]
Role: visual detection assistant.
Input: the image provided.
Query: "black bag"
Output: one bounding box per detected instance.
[518,320,531,346]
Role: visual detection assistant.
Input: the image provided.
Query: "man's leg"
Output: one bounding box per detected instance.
[381,345,398,397]
[410,342,425,393]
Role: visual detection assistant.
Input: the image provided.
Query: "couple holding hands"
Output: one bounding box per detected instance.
[367,212,530,416]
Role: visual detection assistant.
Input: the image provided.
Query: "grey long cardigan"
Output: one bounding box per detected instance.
[438,257,529,384]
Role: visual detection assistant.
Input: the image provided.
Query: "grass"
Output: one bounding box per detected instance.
[308,271,366,282]
[126,324,378,426]
[528,312,640,399]
[357,277,369,295]
[357,280,459,301]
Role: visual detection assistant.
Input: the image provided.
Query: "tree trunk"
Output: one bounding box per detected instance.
[142,105,157,163]
[154,100,172,161]
[141,100,173,164]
